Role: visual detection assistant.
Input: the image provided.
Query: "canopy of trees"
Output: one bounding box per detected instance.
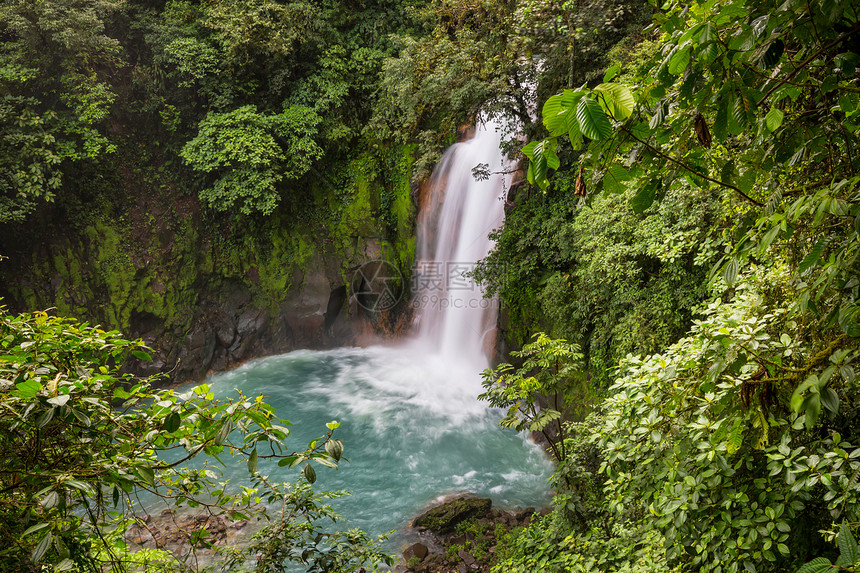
[472,0,860,571]
[4,0,860,571]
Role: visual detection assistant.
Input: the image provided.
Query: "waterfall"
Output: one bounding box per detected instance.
[174,119,552,551]
[412,119,510,371]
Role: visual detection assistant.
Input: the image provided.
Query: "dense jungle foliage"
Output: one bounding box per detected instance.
[473,0,860,571]
[0,306,390,572]
[4,0,860,571]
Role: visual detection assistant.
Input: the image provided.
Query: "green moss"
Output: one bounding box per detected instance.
[6,135,420,342]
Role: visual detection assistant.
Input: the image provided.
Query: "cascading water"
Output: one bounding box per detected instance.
[413,118,510,370]
[193,117,549,551]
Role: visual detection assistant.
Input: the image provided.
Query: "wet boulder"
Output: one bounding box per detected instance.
[412,497,492,533]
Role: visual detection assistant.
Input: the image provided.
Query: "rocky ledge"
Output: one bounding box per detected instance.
[397,495,549,573]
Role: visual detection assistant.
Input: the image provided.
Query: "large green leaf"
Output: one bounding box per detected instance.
[799,240,829,274]
[542,94,569,136]
[765,107,784,131]
[542,89,584,136]
[794,557,833,573]
[630,179,659,213]
[31,531,52,563]
[521,141,537,159]
[724,257,739,285]
[576,97,613,140]
[668,44,692,75]
[839,522,860,565]
[602,165,630,194]
[594,83,635,121]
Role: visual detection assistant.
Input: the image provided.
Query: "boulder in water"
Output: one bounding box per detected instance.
[412,496,492,533]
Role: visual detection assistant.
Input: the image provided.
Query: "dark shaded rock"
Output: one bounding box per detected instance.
[514,507,535,522]
[457,549,475,565]
[324,285,348,334]
[403,542,428,562]
[215,318,236,348]
[237,308,265,336]
[413,497,492,533]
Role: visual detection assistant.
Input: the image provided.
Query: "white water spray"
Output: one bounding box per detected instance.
[412,119,511,373]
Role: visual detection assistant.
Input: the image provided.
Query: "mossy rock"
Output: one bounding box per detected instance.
[412,497,492,533]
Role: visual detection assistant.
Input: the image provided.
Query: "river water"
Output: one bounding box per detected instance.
[206,345,552,542]
[203,119,551,546]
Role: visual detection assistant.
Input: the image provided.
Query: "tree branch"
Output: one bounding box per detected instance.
[620,126,764,206]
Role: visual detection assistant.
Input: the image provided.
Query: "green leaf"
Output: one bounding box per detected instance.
[162,411,181,433]
[40,491,59,509]
[799,240,828,274]
[314,457,338,469]
[214,419,233,445]
[668,44,692,75]
[727,422,743,454]
[37,408,55,428]
[544,146,560,171]
[724,258,739,285]
[804,394,822,430]
[699,41,720,63]
[521,141,537,159]
[603,165,630,194]
[838,521,859,565]
[594,83,635,121]
[22,523,50,537]
[14,378,41,399]
[542,89,584,136]
[47,394,70,407]
[794,557,833,573]
[840,91,858,114]
[32,530,52,563]
[766,107,784,131]
[821,387,840,414]
[731,95,750,132]
[698,22,717,44]
[136,466,155,486]
[576,97,613,140]
[325,439,344,462]
[738,170,757,194]
[55,558,75,572]
[113,387,132,400]
[131,349,152,361]
[248,448,258,473]
[713,96,729,142]
[603,64,621,83]
[630,179,659,214]
[542,94,569,136]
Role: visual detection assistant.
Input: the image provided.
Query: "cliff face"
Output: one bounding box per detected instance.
[0,144,417,384]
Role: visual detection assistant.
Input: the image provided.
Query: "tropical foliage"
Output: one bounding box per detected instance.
[180,105,322,215]
[484,0,860,570]
[0,306,389,572]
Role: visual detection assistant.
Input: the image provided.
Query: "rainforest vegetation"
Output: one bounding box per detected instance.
[2,0,860,571]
